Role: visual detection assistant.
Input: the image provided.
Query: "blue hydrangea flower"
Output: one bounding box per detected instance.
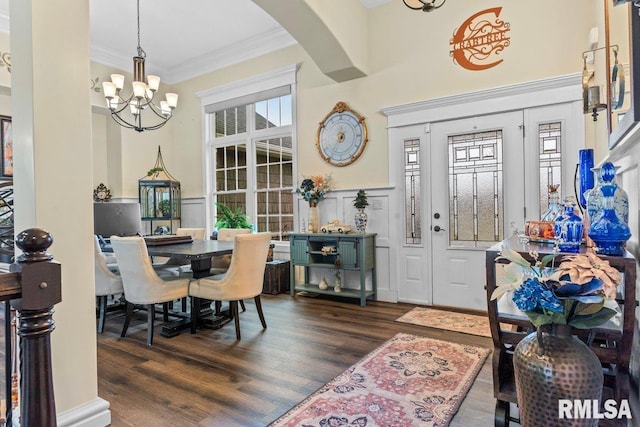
[513,278,563,313]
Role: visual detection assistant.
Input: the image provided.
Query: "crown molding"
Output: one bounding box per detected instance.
[382,73,582,118]
[167,27,296,84]
[90,45,172,80]
[91,27,295,84]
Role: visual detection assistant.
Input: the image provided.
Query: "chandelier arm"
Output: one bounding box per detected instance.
[109,94,136,115]
[431,0,446,10]
[110,109,170,133]
[109,111,138,131]
[145,101,173,119]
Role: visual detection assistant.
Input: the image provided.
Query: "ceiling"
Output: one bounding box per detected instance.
[0,0,389,84]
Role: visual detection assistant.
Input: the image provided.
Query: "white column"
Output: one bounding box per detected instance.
[10,0,109,424]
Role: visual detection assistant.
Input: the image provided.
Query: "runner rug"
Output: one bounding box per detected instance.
[270,332,490,427]
[396,307,493,338]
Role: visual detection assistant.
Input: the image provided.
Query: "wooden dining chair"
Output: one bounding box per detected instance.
[94,235,124,333]
[189,232,271,340]
[111,235,191,346]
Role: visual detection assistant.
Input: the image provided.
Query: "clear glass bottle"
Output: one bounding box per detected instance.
[541,184,561,222]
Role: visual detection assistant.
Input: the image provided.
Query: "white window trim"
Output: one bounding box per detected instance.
[198,64,298,237]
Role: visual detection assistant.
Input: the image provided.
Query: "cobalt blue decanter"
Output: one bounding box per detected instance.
[588,182,631,256]
[554,198,583,253]
[600,161,629,225]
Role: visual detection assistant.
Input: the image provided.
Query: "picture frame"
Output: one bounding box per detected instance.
[0,116,12,178]
[609,3,640,149]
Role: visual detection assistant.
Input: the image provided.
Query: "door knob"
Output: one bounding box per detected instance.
[433,225,446,232]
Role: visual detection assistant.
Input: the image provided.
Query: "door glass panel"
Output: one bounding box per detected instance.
[448,130,503,248]
[404,139,421,245]
[538,122,562,213]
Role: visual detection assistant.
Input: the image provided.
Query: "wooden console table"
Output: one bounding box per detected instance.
[485,235,638,426]
[289,233,376,307]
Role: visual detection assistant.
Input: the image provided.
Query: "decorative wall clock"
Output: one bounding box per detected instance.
[93,183,112,202]
[316,101,368,167]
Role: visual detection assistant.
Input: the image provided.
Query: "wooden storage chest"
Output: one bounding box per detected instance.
[262,260,290,295]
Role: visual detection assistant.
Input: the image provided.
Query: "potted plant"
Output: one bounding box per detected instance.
[353,190,369,233]
[215,202,251,229]
[353,190,369,210]
[158,199,172,217]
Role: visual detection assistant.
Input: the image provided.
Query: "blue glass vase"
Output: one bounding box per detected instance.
[554,200,583,253]
[577,149,594,209]
[588,183,631,256]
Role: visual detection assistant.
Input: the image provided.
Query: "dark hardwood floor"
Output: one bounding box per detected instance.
[97,293,496,427]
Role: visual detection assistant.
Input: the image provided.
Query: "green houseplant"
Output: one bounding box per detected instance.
[215,202,251,229]
[353,190,369,233]
[158,199,172,217]
[353,189,369,209]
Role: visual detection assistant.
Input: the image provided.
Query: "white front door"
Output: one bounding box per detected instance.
[429,112,525,310]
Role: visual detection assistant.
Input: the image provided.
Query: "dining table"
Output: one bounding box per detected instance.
[144,238,236,337]
[145,238,234,278]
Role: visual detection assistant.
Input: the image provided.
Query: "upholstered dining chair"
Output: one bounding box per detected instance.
[110,235,191,346]
[189,232,271,340]
[209,228,251,275]
[94,235,124,333]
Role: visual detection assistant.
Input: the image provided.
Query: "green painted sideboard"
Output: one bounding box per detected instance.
[289,232,376,307]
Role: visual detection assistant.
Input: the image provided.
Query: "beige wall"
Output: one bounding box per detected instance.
[0,0,634,421]
[148,0,599,200]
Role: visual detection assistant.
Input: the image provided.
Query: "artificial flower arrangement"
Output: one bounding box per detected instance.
[491,248,621,328]
[296,174,333,205]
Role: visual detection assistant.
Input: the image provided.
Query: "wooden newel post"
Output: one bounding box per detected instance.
[10,228,62,427]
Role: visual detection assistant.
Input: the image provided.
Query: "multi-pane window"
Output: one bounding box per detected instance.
[448,130,503,247]
[255,136,294,239]
[404,139,422,245]
[214,145,248,215]
[206,91,294,241]
[538,122,562,213]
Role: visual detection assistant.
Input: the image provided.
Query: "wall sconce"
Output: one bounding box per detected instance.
[403,0,446,12]
[581,45,620,121]
[586,86,608,121]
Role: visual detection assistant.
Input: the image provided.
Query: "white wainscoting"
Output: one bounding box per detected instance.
[295,187,395,302]
[181,197,207,229]
[115,193,396,302]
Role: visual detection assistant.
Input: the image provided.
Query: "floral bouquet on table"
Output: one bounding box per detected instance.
[296,174,333,206]
[490,248,621,328]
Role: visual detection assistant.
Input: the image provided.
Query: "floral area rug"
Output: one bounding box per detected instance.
[396,307,493,338]
[269,333,490,427]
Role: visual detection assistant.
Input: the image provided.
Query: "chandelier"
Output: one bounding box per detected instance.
[403,0,446,12]
[102,0,178,132]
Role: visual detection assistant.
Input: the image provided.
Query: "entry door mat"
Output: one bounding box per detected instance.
[396,307,494,338]
[270,332,490,427]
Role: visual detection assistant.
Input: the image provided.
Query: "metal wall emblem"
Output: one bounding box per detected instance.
[449,7,511,71]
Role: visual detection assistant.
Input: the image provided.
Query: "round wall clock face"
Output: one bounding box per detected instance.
[316,102,368,167]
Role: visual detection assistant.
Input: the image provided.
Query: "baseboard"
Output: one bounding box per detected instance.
[57,398,111,427]
[375,289,397,303]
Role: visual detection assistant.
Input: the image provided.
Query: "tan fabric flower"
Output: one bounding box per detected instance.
[556,252,620,299]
